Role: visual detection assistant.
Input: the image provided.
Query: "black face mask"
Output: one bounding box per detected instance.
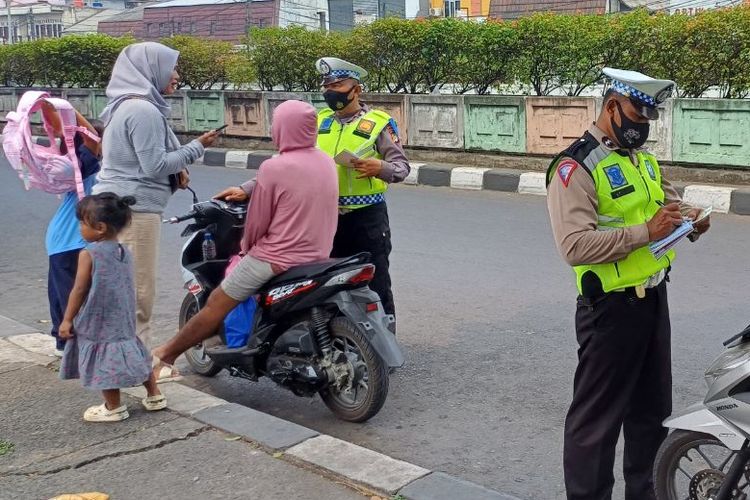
[323,86,356,111]
[611,101,650,149]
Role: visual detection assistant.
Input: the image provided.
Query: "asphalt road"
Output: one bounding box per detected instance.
[2,160,749,499]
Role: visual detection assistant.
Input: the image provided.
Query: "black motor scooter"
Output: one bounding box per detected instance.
[167,198,403,422]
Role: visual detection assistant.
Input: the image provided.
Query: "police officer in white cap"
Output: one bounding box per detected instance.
[314,57,411,335]
[545,68,711,500]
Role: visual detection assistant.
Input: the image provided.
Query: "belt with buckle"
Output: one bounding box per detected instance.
[614,269,667,298]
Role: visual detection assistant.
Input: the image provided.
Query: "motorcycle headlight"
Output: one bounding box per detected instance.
[705,345,750,387]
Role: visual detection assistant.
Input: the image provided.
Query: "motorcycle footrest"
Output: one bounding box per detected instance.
[205,346,260,365]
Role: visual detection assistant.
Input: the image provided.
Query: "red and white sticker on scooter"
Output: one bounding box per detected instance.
[266,280,316,305]
[187,282,203,296]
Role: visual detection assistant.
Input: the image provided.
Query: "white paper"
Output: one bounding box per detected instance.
[649,220,695,260]
[333,150,359,168]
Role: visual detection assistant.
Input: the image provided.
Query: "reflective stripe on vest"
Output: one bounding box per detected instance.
[573,151,675,294]
[317,108,390,210]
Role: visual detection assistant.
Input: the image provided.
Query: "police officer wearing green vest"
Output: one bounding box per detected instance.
[546,68,711,500]
[314,57,411,333]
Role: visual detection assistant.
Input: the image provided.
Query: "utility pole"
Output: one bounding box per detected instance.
[318,10,325,31]
[6,0,12,44]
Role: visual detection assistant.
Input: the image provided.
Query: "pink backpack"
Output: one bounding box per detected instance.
[2,91,100,200]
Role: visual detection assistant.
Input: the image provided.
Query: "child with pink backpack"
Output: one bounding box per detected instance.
[2,91,103,354]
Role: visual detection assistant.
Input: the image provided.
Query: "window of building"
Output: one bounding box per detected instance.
[444,0,460,17]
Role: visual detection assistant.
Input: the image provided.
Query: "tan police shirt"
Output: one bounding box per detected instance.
[546,124,688,267]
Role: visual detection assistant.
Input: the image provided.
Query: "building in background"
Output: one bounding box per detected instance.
[328,0,406,31]
[97,3,148,36]
[0,0,66,43]
[488,0,745,20]
[427,0,489,19]
[488,0,604,19]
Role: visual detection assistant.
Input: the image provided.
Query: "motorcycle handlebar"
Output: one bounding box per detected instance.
[163,211,196,224]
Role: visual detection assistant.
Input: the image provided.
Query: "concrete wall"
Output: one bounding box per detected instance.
[464,96,525,153]
[673,99,750,167]
[408,95,464,149]
[224,91,264,138]
[186,91,224,132]
[263,92,309,135]
[6,87,750,169]
[526,97,595,155]
[64,89,95,120]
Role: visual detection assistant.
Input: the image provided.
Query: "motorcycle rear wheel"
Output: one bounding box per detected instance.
[654,429,747,500]
[318,317,389,423]
[179,293,223,377]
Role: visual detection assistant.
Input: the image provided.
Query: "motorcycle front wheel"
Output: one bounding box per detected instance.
[318,317,389,423]
[654,429,748,500]
[179,293,223,377]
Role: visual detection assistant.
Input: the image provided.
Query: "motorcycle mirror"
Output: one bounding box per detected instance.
[186,186,199,205]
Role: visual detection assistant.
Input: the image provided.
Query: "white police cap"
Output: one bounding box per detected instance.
[316,57,367,85]
[603,67,675,120]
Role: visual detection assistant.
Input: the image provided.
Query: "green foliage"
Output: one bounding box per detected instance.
[4,7,750,98]
[0,439,14,456]
[245,26,334,92]
[0,34,131,88]
[161,35,234,90]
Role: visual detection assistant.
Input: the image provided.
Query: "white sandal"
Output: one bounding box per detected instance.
[83,403,129,422]
[152,353,183,384]
[142,394,167,411]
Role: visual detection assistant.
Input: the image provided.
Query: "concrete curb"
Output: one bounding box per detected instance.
[26,136,749,216]
[190,145,747,216]
[2,324,520,500]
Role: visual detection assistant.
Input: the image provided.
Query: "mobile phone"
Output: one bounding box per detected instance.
[214,124,229,133]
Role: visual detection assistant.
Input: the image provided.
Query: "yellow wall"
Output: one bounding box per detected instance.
[429,0,490,16]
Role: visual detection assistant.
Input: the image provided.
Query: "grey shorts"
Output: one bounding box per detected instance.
[220,255,277,302]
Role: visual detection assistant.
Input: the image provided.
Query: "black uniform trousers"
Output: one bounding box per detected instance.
[48,249,81,350]
[331,202,395,319]
[564,280,672,500]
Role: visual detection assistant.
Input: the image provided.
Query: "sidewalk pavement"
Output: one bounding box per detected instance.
[0,315,520,500]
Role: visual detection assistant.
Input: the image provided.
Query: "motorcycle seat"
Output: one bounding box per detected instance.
[264,252,370,287]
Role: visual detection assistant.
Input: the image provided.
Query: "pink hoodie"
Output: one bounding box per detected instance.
[241,100,338,270]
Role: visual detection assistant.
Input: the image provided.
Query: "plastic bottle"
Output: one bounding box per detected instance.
[202,231,217,261]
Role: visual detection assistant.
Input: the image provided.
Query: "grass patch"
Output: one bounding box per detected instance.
[0,440,15,456]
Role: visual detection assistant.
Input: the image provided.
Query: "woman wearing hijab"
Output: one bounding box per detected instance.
[150,100,338,378]
[94,42,219,371]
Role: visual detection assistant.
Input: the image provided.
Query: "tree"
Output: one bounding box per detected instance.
[162,35,234,90]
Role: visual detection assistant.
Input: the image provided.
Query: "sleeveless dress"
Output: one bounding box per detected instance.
[60,241,151,389]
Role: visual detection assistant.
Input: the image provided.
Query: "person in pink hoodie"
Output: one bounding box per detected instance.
[151,100,338,374]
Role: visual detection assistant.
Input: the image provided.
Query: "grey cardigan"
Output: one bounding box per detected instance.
[93,99,204,213]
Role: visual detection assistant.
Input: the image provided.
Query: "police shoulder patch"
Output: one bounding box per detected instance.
[557,160,579,188]
[386,119,400,143]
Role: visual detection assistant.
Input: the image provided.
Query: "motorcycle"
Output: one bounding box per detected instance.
[654,324,750,499]
[166,197,404,422]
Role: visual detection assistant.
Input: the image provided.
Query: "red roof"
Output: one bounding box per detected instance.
[489,0,605,19]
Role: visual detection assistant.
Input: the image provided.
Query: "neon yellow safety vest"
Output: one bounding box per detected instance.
[549,149,675,295]
[317,108,390,210]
